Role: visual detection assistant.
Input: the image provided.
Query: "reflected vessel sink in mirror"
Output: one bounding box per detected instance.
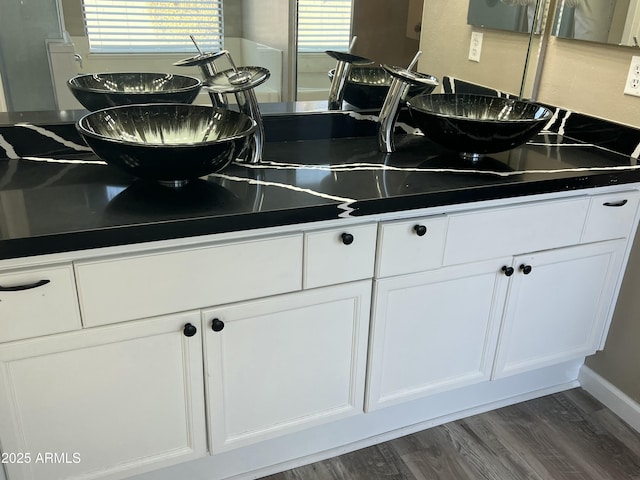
[406,94,552,160]
[68,73,202,111]
[328,66,437,109]
[77,103,257,187]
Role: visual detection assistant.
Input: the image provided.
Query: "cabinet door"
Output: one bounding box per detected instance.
[202,281,371,452]
[0,312,206,480]
[366,259,511,412]
[493,240,626,379]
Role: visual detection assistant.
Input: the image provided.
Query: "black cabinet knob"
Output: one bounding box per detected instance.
[183,323,197,337]
[211,318,225,332]
[519,264,532,275]
[413,224,427,236]
[501,266,514,277]
[341,233,354,245]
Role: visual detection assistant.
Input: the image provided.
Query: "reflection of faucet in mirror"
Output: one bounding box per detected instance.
[377,51,439,153]
[326,36,374,110]
[173,39,230,109]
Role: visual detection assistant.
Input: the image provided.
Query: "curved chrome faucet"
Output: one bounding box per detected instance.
[204,51,270,164]
[378,52,439,153]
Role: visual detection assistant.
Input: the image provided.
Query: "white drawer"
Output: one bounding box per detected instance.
[581,191,640,243]
[376,215,448,277]
[75,234,303,327]
[443,197,590,265]
[0,264,82,343]
[304,223,377,289]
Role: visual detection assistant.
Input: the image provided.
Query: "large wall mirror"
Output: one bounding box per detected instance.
[552,0,640,45]
[0,0,547,114]
[468,0,538,33]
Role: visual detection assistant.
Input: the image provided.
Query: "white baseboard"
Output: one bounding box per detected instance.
[579,365,640,433]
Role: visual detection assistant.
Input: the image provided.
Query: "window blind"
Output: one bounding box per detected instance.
[298,0,353,52]
[82,0,223,54]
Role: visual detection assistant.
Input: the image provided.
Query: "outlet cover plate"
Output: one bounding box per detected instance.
[469,32,483,63]
[624,56,640,97]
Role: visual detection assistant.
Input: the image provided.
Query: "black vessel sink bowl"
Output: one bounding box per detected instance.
[68,72,202,111]
[77,103,256,186]
[407,94,552,159]
[328,66,437,109]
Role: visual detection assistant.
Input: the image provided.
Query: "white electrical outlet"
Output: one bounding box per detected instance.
[468,32,483,62]
[624,56,640,97]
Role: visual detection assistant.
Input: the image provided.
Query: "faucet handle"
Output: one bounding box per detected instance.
[325,50,373,65]
[382,64,439,89]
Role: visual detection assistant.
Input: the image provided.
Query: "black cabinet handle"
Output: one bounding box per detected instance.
[211,318,225,332]
[183,323,197,337]
[501,266,514,277]
[341,233,354,245]
[519,264,532,275]
[0,279,50,292]
[603,199,628,207]
[413,225,427,236]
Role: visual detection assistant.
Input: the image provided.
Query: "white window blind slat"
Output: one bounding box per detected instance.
[298,0,353,52]
[82,0,223,54]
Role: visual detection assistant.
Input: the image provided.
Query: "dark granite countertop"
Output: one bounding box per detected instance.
[2,107,640,260]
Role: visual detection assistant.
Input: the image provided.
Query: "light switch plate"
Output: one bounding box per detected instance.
[624,56,640,97]
[469,32,483,63]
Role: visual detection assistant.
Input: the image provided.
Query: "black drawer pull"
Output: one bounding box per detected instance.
[603,199,628,207]
[341,233,354,245]
[501,266,514,277]
[211,318,225,332]
[519,264,532,275]
[183,323,197,337]
[414,225,427,236]
[0,279,50,292]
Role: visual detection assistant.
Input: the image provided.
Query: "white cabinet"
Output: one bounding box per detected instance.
[368,193,639,408]
[0,189,638,480]
[0,263,81,343]
[75,234,303,327]
[493,240,626,378]
[375,215,448,278]
[443,197,590,265]
[366,259,510,411]
[202,281,371,452]
[0,311,207,480]
[304,224,377,289]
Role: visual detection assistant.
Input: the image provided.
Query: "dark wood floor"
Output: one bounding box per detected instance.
[262,388,640,480]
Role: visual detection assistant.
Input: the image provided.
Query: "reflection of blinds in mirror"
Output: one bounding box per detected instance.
[82,0,223,53]
[298,0,353,52]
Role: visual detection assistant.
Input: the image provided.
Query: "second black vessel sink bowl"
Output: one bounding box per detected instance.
[407,93,552,160]
[77,103,257,187]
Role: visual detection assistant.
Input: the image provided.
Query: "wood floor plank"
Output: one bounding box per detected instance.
[393,426,486,480]
[518,393,640,479]
[260,389,640,480]
[488,401,605,479]
[263,444,414,480]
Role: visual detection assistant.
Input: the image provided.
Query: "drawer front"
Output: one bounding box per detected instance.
[304,224,377,289]
[0,264,81,343]
[376,215,448,278]
[443,197,590,265]
[581,191,640,243]
[75,234,303,327]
